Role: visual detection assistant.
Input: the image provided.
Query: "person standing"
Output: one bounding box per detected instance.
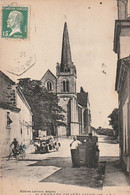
[70,136,82,168]
[85,133,99,167]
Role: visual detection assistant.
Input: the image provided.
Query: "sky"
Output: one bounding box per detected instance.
[0,0,118,128]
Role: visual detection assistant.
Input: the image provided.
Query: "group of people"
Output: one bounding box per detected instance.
[70,133,99,168]
[9,135,99,166]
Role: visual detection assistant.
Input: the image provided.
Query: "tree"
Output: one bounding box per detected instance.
[18,78,66,136]
[108,108,119,138]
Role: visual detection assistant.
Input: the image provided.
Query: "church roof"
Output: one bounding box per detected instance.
[60,22,73,71]
[41,69,57,80]
[77,92,88,107]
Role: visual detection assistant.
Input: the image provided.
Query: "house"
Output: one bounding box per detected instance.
[114,0,130,176]
[41,22,91,136]
[0,71,32,156]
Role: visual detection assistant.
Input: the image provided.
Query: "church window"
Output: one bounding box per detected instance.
[64,67,67,72]
[66,80,69,92]
[47,81,53,91]
[63,81,66,92]
[63,80,69,92]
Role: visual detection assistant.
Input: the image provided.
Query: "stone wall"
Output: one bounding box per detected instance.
[41,70,57,93]
[57,75,76,94]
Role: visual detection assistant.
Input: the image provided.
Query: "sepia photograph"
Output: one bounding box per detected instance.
[0,0,130,194]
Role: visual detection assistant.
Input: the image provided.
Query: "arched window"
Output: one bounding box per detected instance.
[63,81,66,92]
[66,80,69,92]
[47,81,53,91]
[64,67,68,72]
[62,80,69,92]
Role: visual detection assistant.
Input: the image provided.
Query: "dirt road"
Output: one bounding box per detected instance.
[1,135,129,195]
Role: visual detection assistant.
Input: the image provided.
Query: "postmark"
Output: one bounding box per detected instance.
[1,6,28,39]
[6,51,36,76]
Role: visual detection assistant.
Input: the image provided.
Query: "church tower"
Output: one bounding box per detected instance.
[56,22,79,136]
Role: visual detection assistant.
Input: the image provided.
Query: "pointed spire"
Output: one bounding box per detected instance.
[60,22,72,72]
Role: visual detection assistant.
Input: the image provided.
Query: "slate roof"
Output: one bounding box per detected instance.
[0,70,31,112]
[77,92,88,107]
[41,69,57,80]
[60,22,73,71]
[0,70,15,84]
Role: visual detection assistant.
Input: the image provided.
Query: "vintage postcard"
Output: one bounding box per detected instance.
[0,0,130,195]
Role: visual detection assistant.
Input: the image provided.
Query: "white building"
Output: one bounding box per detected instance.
[0,71,32,156]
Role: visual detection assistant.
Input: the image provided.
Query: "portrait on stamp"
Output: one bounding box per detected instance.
[2,6,28,39]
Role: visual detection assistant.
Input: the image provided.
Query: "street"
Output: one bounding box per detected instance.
[0,135,129,195]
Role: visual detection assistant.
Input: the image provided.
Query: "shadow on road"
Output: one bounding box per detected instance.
[18,159,42,162]
[28,157,71,168]
[26,156,104,188]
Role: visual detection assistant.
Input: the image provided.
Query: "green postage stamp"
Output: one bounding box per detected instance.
[1,6,28,39]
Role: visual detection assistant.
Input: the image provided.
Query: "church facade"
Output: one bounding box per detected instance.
[41,22,91,136]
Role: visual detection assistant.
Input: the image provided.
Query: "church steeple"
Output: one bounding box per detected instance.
[56,22,76,77]
[60,22,73,72]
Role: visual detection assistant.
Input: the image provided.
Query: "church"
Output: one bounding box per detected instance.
[41,22,91,136]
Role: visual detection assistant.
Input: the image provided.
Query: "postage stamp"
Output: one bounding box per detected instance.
[1,6,28,39]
